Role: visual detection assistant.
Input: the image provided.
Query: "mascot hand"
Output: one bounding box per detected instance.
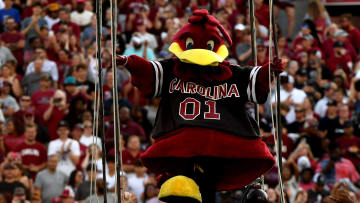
[271,57,284,74]
[116,55,128,66]
[218,60,231,70]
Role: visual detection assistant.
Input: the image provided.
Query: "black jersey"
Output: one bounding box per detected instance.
[149,58,263,139]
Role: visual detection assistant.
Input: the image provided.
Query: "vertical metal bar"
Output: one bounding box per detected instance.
[95,0,107,201]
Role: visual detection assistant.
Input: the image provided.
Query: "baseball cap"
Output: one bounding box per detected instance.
[40,73,52,81]
[48,3,60,11]
[64,76,77,85]
[313,173,326,186]
[302,34,314,41]
[343,120,353,128]
[58,120,70,129]
[61,186,75,198]
[334,29,348,38]
[72,123,84,131]
[77,0,86,3]
[327,100,338,106]
[296,68,307,76]
[234,24,246,31]
[297,156,311,171]
[13,187,26,196]
[333,41,345,48]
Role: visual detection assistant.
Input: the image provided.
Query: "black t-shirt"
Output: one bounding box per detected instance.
[151,58,263,139]
[76,80,95,95]
[0,180,29,199]
[286,121,306,134]
[318,116,343,141]
[307,189,330,203]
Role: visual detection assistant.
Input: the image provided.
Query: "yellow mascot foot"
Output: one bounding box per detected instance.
[158,175,202,203]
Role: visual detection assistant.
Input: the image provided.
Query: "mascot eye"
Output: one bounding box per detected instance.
[207,40,214,51]
[186,38,194,50]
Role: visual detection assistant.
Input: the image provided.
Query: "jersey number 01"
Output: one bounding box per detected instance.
[179,97,220,120]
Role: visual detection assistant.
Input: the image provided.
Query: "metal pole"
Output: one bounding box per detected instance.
[95,0,107,201]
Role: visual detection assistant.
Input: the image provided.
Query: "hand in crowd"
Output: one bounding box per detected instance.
[329,183,356,203]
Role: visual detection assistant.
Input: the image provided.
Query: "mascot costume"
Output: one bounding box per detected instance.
[117,9,284,203]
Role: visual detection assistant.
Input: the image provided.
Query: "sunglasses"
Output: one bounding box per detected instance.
[21,99,30,102]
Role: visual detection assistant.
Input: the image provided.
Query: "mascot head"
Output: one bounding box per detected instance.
[169,9,232,67]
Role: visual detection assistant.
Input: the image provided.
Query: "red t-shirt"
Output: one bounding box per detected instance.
[325,54,352,76]
[3,134,25,153]
[15,141,47,166]
[52,22,80,38]
[255,4,270,28]
[46,106,67,140]
[76,142,87,170]
[0,32,24,66]
[31,89,55,125]
[121,149,142,165]
[336,135,360,168]
[346,27,360,49]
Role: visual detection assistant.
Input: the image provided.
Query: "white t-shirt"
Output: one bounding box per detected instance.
[80,134,102,150]
[314,97,331,118]
[127,173,148,203]
[44,16,60,30]
[26,59,59,81]
[48,138,80,176]
[70,10,94,26]
[272,87,307,124]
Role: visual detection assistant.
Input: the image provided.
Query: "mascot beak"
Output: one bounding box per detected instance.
[169,42,229,66]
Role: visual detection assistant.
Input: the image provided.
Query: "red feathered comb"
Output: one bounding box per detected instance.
[188,9,232,46]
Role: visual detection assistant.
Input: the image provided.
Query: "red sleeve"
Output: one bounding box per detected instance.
[125,55,156,97]
[254,65,271,104]
[40,144,47,163]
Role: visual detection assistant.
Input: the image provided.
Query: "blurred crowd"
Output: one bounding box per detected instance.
[0,0,359,202]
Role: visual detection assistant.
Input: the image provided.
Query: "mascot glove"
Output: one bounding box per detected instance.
[116,55,128,66]
[271,57,284,74]
[218,60,231,70]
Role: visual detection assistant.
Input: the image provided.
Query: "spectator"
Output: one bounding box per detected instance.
[274,0,295,39]
[96,155,116,191]
[70,0,94,28]
[13,163,31,190]
[0,63,22,98]
[75,163,97,202]
[325,41,352,76]
[0,0,20,26]
[0,38,16,67]
[305,0,331,37]
[122,135,143,173]
[80,120,101,149]
[318,100,339,142]
[67,169,83,193]
[142,183,160,203]
[21,3,48,50]
[12,95,32,124]
[12,187,30,203]
[314,83,336,118]
[43,90,69,140]
[236,29,252,66]
[336,121,360,170]
[316,142,360,185]
[15,124,47,179]
[44,3,60,30]
[273,74,307,124]
[123,33,156,61]
[106,106,146,144]
[25,47,59,82]
[82,16,108,49]
[339,13,360,51]
[81,144,103,172]
[85,179,117,203]
[57,50,71,85]
[127,159,148,202]
[23,108,49,144]
[0,81,19,118]
[21,58,46,96]
[1,118,24,153]
[73,64,94,101]
[135,18,158,50]
[47,120,80,176]
[286,107,306,141]
[69,123,87,169]
[0,17,25,68]
[307,174,330,203]
[299,167,315,191]
[0,163,29,200]
[51,186,75,203]
[34,155,68,203]
[52,7,81,38]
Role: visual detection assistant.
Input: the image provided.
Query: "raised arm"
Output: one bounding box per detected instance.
[116,55,156,98]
